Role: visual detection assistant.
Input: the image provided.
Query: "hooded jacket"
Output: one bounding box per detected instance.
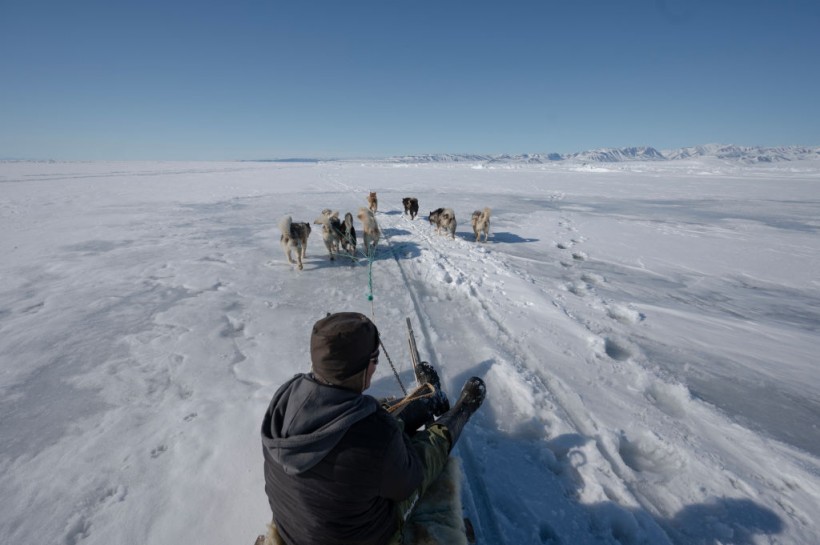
[261,374,424,545]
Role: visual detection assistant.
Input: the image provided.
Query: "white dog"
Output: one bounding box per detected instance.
[357,207,381,256]
[470,207,491,242]
[279,216,311,270]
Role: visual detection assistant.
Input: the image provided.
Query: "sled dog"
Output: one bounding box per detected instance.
[470,207,491,242]
[428,208,457,239]
[313,209,343,261]
[357,207,380,255]
[341,212,357,255]
[367,192,378,213]
[279,216,311,270]
[402,197,419,220]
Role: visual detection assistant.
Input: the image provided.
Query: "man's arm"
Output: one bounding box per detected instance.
[378,422,425,500]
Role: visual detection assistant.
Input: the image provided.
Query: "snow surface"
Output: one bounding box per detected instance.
[1,158,818,545]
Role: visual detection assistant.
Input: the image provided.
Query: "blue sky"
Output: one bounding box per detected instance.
[1,0,819,160]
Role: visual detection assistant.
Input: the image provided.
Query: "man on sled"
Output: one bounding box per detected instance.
[260,312,486,545]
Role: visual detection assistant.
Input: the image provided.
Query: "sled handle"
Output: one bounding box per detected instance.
[406,317,421,380]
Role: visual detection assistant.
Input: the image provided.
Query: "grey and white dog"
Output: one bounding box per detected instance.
[314,209,344,261]
[279,215,311,270]
[341,212,357,255]
[428,208,457,239]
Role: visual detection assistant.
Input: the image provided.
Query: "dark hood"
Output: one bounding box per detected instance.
[261,373,378,475]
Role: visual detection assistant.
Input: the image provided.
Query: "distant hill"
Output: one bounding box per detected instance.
[385,144,820,164]
[660,144,820,162]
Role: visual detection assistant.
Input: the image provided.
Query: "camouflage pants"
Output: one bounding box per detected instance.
[387,423,452,545]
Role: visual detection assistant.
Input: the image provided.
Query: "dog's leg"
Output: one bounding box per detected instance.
[283,240,294,264]
[333,235,340,256]
[297,242,305,270]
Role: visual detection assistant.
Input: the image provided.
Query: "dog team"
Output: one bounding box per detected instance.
[280,192,491,270]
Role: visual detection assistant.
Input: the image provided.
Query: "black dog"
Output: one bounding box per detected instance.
[341,212,357,254]
[402,197,419,220]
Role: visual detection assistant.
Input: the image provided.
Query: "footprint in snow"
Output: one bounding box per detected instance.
[221,315,245,338]
[605,304,644,325]
[617,430,686,477]
[644,381,689,418]
[604,337,634,361]
[566,281,590,297]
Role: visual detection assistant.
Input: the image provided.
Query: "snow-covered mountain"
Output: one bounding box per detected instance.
[662,144,820,162]
[567,146,666,162]
[386,144,820,164]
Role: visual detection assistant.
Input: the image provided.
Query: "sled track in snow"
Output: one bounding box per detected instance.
[379,216,509,545]
[378,209,673,542]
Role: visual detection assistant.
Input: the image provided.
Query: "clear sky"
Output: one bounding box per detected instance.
[2,0,819,160]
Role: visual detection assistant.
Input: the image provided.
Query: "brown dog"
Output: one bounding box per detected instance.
[367,192,378,213]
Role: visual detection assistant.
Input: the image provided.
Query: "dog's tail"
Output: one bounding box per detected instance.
[357,206,375,222]
[482,207,491,221]
[314,210,339,225]
[278,215,292,235]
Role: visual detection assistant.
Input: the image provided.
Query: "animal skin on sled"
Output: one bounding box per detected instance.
[255,457,468,545]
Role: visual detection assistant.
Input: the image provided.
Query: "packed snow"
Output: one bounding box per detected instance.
[1,158,818,545]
